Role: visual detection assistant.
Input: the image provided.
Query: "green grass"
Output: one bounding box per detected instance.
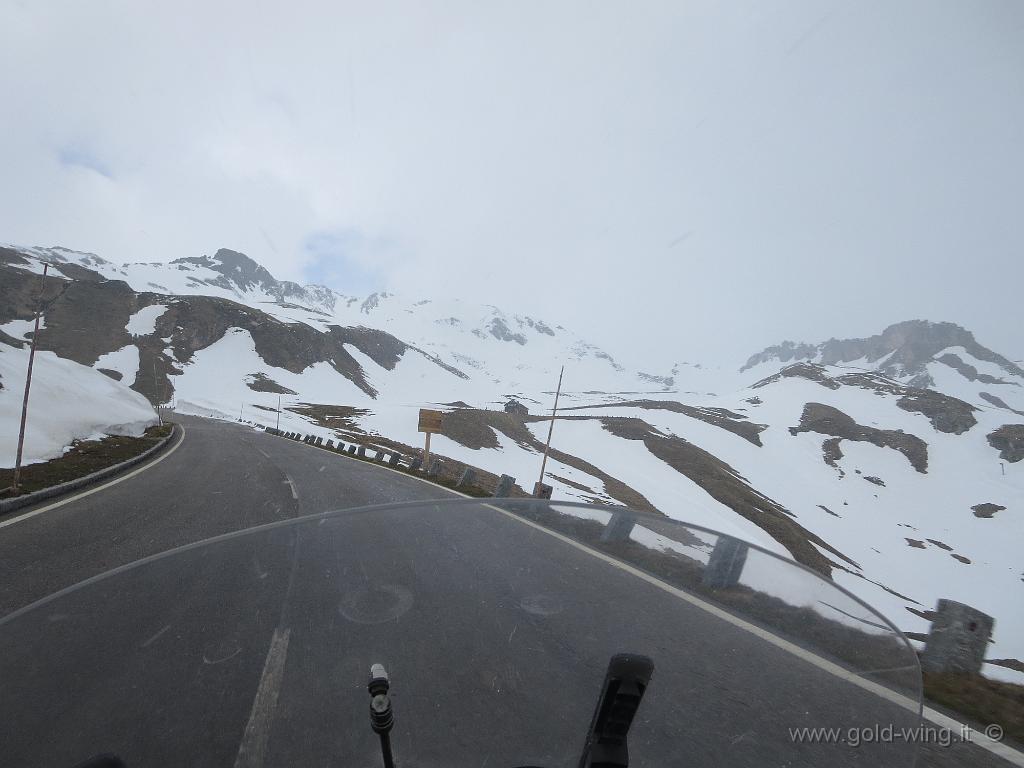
[0,423,173,498]
[923,672,1024,745]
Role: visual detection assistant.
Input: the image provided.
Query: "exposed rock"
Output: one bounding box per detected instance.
[864,475,885,486]
[830,372,977,434]
[561,399,767,446]
[597,416,859,577]
[742,340,818,371]
[637,371,674,388]
[752,363,840,390]
[906,538,926,549]
[246,373,297,395]
[790,402,929,473]
[987,425,1024,462]
[971,503,1007,519]
[436,409,656,512]
[951,554,971,564]
[744,320,1024,380]
[926,539,952,551]
[817,504,840,517]
[937,353,1017,385]
[97,368,123,381]
[488,317,527,345]
[821,438,844,470]
[979,392,1024,417]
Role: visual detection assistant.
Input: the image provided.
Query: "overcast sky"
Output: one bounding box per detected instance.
[2,0,1022,368]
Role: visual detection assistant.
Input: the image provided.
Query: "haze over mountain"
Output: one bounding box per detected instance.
[2,241,1021,687]
[2,1,1021,368]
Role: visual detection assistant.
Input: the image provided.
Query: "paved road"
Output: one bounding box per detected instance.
[0,416,1014,768]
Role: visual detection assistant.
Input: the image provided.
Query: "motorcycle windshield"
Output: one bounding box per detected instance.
[0,499,922,767]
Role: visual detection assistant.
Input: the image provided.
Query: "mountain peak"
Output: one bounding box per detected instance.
[743,319,1024,385]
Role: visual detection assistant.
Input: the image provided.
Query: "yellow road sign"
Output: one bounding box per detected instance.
[418,408,444,433]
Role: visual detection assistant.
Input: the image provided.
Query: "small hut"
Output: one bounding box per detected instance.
[503,398,529,417]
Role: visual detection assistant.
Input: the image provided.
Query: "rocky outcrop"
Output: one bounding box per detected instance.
[987,425,1024,463]
[744,320,1024,381]
[752,363,840,390]
[598,416,858,578]
[560,399,768,446]
[790,403,929,473]
[980,392,1024,417]
[971,503,1006,519]
[246,373,297,395]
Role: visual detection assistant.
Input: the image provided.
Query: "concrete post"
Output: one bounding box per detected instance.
[428,458,442,477]
[356,445,367,458]
[600,512,637,543]
[388,452,402,467]
[375,450,387,463]
[494,474,515,498]
[315,436,323,446]
[702,536,748,590]
[921,600,994,676]
[458,467,476,488]
[326,439,334,449]
[409,457,423,471]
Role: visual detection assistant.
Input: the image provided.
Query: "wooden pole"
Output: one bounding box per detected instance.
[423,432,432,468]
[538,365,564,487]
[276,395,282,431]
[12,264,49,494]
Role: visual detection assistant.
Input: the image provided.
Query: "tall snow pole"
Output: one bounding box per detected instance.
[153,359,162,426]
[11,264,49,494]
[276,394,282,431]
[537,365,564,488]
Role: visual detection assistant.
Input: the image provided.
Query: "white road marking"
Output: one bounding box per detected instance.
[257,448,270,459]
[233,626,291,768]
[140,624,172,648]
[283,477,298,500]
[487,505,1024,767]
[268,429,1024,765]
[0,424,187,531]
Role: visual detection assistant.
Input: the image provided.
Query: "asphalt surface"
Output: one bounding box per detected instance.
[0,415,1014,768]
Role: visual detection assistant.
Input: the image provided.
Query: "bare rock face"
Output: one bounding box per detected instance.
[751,362,840,390]
[790,402,929,473]
[971,503,1006,519]
[743,320,1024,382]
[987,425,1024,462]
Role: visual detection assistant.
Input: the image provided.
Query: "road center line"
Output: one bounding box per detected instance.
[282,476,298,500]
[233,626,291,768]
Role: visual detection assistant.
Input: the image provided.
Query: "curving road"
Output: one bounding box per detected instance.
[0,415,1015,768]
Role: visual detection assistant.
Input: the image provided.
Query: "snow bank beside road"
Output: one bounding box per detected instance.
[0,344,158,467]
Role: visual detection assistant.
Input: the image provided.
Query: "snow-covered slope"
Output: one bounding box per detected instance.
[1,242,1021,683]
[0,342,157,467]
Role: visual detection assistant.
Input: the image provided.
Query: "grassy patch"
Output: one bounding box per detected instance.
[923,672,1024,744]
[0,423,173,498]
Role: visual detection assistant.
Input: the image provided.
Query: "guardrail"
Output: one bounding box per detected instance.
[0,423,180,517]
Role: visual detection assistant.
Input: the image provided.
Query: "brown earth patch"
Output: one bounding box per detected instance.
[790,402,929,473]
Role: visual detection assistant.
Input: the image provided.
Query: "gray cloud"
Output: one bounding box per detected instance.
[2,0,1022,369]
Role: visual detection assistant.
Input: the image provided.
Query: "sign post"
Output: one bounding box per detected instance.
[417,408,444,469]
[537,366,564,493]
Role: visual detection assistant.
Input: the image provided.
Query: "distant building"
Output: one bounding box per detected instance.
[503,399,529,417]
